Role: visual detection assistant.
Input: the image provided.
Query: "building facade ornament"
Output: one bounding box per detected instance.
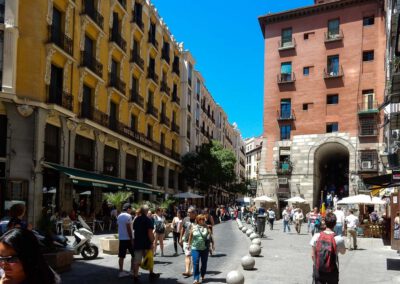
[65,3,73,37]
[80,17,89,51]
[108,44,116,72]
[78,70,87,102]
[109,0,116,29]
[44,47,56,85]
[66,120,77,131]
[94,81,102,109]
[63,60,73,92]
[46,0,53,25]
[96,33,103,61]
[120,55,127,80]
[97,0,102,11]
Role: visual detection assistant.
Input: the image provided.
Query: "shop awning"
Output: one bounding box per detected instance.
[362,174,400,190]
[43,162,162,194]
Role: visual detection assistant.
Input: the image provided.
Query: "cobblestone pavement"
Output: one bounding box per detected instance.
[61,220,248,284]
[61,219,400,284]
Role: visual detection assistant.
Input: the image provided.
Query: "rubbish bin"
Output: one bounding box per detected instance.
[257,215,268,237]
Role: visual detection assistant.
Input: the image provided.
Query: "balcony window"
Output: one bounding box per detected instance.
[81,85,92,119]
[143,160,152,184]
[133,2,143,30]
[327,55,339,76]
[281,28,293,47]
[363,50,374,62]
[280,125,291,140]
[172,56,180,75]
[359,118,377,136]
[130,114,137,132]
[44,124,60,164]
[147,124,153,140]
[363,16,374,26]
[157,165,164,186]
[104,146,119,177]
[188,63,193,86]
[280,62,292,82]
[327,94,339,105]
[48,65,73,110]
[327,19,340,39]
[75,135,94,171]
[109,101,118,131]
[361,90,376,111]
[162,41,170,63]
[326,123,338,133]
[82,0,104,29]
[280,99,291,119]
[360,151,378,171]
[126,154,137,181]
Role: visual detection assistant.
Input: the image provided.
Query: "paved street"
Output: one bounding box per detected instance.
[61,220,400,284]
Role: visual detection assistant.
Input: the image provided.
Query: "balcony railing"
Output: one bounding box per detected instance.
[82,2,104,29]
[81,51,103,78]
[278,38,296,50]
[48,90,74,111]
[129,91,144,108]
[48,25,73,55]
[359,151,378,172]
[160,113,171,127]
[324,66,344,79]
[324,30,344,42]
[359,119,378,137]
[130,51,144,70]
[108,73,126,95]
[109,29,127,52]
[358,101,379,114]
[160,81,170,96]
[146,104,158,118]
[172,93,180,105]
[171,122,180,134]
[147,69,159,85]
[277,109,295,121]
[275,161,293,175]
[148,33,159,50]
[131,12,144,31]
[277,73,295,84]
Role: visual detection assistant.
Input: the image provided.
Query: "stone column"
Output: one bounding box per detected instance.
[152,156,157,188]
[163,162,169,196]
[174,169,179,192]
[68,130,76,168]
[137,150,143,182]
[95,133,105,173]
[119,146,127,179]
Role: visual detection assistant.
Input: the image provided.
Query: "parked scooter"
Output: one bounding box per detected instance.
[69,215,99,260]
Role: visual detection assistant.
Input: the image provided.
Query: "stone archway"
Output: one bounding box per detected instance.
[313,142,350,208]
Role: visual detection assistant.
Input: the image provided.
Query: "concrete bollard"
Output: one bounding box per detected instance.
[249,233,260,240]
[249,244,262,257]
[241,255,255,270]
[252,238,262,246]
[238,225,243,230]
[246,229,253,236]
[226,270,245,284]
[242,227,248,233]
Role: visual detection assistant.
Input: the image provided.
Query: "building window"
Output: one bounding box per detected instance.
[281,28,292,47]
[280,125,291,140]
[363,50,374,62]
[280,62,292,81]
[147,124,153,140]
[362,89,375,110]
[363,16,374,26]
[327,94,339,105]
[327,55,339,76]
[130,114,137,132]
[326,123,338,133]
[303,103,309,111]
[327,19,340,38]
[188,63,193,86]
[280,99,291,118]
[303,67,310,76]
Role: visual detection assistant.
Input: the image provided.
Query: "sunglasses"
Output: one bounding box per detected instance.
[0,256,19,264]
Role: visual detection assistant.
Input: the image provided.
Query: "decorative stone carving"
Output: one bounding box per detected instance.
[65,3,73,37]
[121,14,127,35]
[47,0,53,25]
[16,104,34,118]
[96,33,103,61]
[108,45,116,72]
[120,55,127,80]
[121,143,129,152]
[249,244,261,257]
[63,60,73,92]
[44,47,56,85]
[97,0,102,11]
[241,255,255,270]
[109,0,116,28]
[80,17,89,51]
[94,81,102,109]
[66,120,77,131]
[97,133,106,143]
[226,271,244,284]
[78,70,87,102]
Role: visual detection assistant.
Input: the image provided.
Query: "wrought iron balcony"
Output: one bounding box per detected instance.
[171,122,180,134]
[324,66,344,79]
[48,25,73,55]
[81,51,103,78]
[148,33,159,50]
[47,89,73,111]
[147,69,159,85]
[131,12,144,31]
[160,81,170,96]
[172,93,180,105]
[81,1,104,29]
[90,108,109,128]
[277,73,295,84]
[358,101,379,114]
[146,104,158,118]
[129,91,144,108]
[130,51,144,70]
[359,119,378,137]
[275,161,293,175]
[278,38,296,51]
[162,49,170,64]
[160,113,171,127]
[108,73,126,95]
[324,30,344,42]
[109,29,127,52]
[277,110,295,121]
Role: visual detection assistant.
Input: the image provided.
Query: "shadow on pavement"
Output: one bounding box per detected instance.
[206,270,223,275]
[387,258,400,271]
[203,278,227,283]
[210,253,227,258]
[154,260,173,265]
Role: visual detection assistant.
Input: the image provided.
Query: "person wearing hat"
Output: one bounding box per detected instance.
[117,203,134,278]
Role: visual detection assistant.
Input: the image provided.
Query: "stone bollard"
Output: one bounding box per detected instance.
[252,238,262,246]
[246,229,253,236]
[238,225,243,230]
[242,227,248,233]
[226,270,245,284]
[249,244,262,257]
[249,233,260,240]
[241,255,255,270]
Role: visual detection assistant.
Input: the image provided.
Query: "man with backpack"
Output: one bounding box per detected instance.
[310,212,346,284]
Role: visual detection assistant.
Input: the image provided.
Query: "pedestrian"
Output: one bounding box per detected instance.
[172,210,184,256]
[7,204,32,231]
[132,205,160,283]
[203,208,216,255]
[333,207,345,236]
[117,203,134,278]
[282,206,291,233]
[345,210,359,250]
[179,208,197,277]
[309,207,321,236]
[188,214,211,284]
[267,208,275,230]
[310,212,346,284]
[369,210,379,224]
[326,192,333,208]
[294,209,304,234]
[153,208,166,256]
[333,195,338,210]
[0,228,61,284]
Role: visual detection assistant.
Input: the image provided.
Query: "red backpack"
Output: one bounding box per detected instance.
[315,231,337,273]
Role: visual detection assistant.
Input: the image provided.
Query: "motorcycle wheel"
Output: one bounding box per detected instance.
[81,244,99,260]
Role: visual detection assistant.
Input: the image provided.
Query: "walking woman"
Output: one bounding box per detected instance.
[153,208,166,256]
[188,214,211,284]
[172,210,184,256]
[0,228,60,283]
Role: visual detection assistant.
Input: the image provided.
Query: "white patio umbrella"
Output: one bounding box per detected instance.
[337,194,372,205]
[173,192,204,199]
[371,197,386,205]
[285,196,306,203]
[79,191,92,195]
[254,195,275,202]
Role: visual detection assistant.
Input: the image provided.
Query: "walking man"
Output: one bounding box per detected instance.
[282,206,291,233]
[294,209,304,234]
[267,208,275,230]
[117,203,134,278]
[345,210,359,250]
[180,208,197,277]
[310,212,346,284]
[132,205,160,283]
[333,207,345,236]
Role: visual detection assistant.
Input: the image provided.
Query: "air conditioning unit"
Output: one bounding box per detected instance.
[392,130,400,140]
[361,161,372,169]
[278,178,288,184]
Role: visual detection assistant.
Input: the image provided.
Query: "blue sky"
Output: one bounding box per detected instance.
[151,0,314,138]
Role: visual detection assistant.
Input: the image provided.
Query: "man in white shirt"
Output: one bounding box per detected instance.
[282,207,291,233]
[333,207,345,236]
[294,209,304,234]
[345,209,359,250]
[117,203,134,278]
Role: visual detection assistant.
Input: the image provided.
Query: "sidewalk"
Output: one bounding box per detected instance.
[239,220,400,284]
